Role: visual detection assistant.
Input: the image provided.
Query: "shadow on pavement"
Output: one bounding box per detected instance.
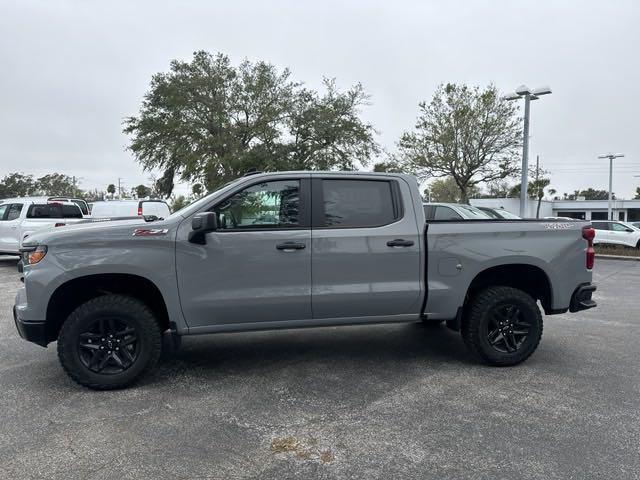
[157,321,475,379]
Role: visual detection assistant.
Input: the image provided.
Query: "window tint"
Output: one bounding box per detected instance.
[0,204,8,220]
[6,204,22,220]
[71,200,89,215]
[321,180,396,227]
[215,180,300,229]
[27,204,83,219]
[591,222,609,230]
[434,206,463,220]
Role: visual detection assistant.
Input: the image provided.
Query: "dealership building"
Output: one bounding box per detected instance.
[470,198,640,222]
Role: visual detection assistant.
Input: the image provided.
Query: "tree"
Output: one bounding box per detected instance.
[576,188,612,200]
[134,184,151,199]
[530,177,551,219]
[426,176,480,203]
[124,51,379,196]
[191,183,204,198]
[0,173,36,198]
[373,161,404,173]
[35,173,76,196]
[635,187,640,200]
[107,184,116,199]
[395,83,521,204]
[483,179,512,198]
[170,195,189,212]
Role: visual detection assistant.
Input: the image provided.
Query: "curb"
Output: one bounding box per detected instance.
[596,254,640,262]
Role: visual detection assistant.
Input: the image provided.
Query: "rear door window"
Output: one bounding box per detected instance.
[319,179,398,228]
[0,204,8,220]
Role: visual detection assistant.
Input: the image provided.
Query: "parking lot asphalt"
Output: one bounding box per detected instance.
[0,256,639,480]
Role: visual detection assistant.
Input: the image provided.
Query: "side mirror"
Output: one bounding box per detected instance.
[188,212,218,244]
[626,228,634,233]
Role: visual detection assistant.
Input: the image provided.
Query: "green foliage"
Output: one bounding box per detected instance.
[395,83,521,203]
[124,51,379,196]
[0,172,79,198]
[0,173,36,198]
[426,176,480,203]
[106,184,116,197]
[482,180,512,198]
[134,184,151,199]
[635,187,640,200]
[575,188,611,200]
[373,161,405,173]
[35,173,77,196]
[170,195,190,212]
[191,183,204,198]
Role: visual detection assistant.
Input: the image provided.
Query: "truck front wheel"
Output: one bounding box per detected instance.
[57,294,162,390]
[461,286,543,366]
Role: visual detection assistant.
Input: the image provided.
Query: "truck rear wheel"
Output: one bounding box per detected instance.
[57,294,162,390]
[461,286,543,366]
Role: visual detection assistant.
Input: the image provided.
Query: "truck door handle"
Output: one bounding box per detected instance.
[386,239,414,247]
[276,242,306,251]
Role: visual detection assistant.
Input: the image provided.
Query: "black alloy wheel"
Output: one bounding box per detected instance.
[78,318,140,374]
[485,304,532,354]
[461,286,543,366]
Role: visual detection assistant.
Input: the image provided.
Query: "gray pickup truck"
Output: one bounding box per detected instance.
[14,171,597,389]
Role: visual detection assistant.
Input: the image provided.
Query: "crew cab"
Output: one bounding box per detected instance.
[0,198,84,255]
[13,172,597,389]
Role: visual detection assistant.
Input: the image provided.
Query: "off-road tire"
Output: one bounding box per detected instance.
[461,286,543,366]
[57,294,162,390]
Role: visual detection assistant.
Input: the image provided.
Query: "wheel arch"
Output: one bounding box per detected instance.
[465,263,553,314]
[45,273,170,344]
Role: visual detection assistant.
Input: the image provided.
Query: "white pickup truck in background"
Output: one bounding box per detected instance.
[0,198,84,255]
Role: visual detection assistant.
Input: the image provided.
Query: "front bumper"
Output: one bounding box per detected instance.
[569,283,597,312]
[13,306,48,347]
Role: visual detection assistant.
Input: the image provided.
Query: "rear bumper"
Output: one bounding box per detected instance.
[569,283,597,312]
[13,306,48,347]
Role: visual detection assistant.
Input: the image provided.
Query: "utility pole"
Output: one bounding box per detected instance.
[597,153,624,220]
[118,178,123,200]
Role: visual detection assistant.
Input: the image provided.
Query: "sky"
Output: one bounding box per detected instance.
[1,0,639,198]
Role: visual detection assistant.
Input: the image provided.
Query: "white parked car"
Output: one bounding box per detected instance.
[591,220,640,248]
[423,202,492,220]
[90,200,170,219]
[0,198,84,255]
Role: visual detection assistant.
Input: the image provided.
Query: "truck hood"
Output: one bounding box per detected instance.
[22,218,175,248]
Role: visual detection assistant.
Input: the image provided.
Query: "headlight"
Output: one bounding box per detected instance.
[22,245,48,265]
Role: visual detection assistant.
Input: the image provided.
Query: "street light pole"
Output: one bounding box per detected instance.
[520,94,531,217]
[598,153,624,220]
[504,85,552,217]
